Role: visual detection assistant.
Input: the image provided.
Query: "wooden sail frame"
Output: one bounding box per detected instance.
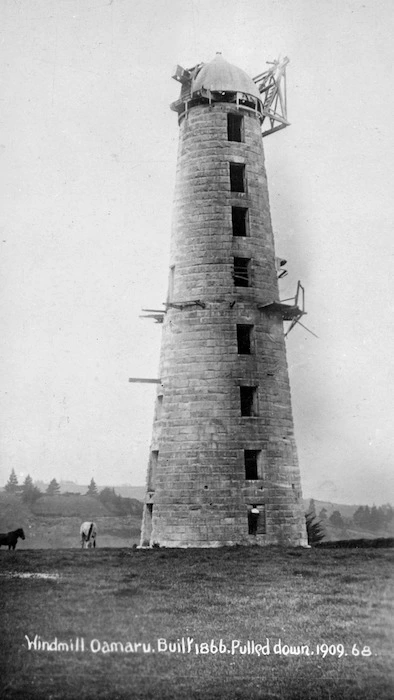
[253,57,290,137]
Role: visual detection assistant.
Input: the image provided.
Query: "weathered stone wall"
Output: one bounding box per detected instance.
[140,103,307,547]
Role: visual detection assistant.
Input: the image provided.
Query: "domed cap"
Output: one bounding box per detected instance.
[192,53,260,100]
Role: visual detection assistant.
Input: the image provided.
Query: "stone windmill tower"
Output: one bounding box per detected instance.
[138,53,308,547]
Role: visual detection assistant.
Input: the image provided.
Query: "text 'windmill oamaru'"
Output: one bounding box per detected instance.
[132,53,308,547]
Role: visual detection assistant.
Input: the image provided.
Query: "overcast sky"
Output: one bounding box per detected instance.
[1,0,394,505]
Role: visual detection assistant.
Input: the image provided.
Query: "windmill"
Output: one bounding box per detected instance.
[129,53,311,548]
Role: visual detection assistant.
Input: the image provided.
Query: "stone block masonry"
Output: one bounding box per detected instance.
[140,77,307,547]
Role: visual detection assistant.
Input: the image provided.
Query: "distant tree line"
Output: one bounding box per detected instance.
[317,503,393,532]
[306,498,393,541]
[3,470,141,515]
[349,505,393,531]
[4,470,99,499]
[4,469,42,503]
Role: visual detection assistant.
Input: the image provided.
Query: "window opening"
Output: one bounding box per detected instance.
[148,450,158,491]
[237,324,253,354]
[244,450,260,479]
[240,386,258,416]
[156,395,163,419]
[167,265,175,303]
[232,207,248,237]
[234,257,250,287]
[227,113,243,142]
[142,503,154,545]
[230,163,245,192]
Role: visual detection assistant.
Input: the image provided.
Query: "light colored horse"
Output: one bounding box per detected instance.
[80,522,97,549]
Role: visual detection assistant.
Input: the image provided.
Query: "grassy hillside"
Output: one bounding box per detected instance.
[0,547,393,699]
[31,495,111,518]
[0,494,142,549]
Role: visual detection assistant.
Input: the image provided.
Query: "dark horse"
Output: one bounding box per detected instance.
[0,528,25,550]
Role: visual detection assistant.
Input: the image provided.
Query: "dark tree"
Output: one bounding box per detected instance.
[5,468,19,493]
[22,475,42,504]
[353,506,365,528]
[305,510,326,545]
[353,505,371,529]
[99,486,117,506]
[382,504,393,525]
[46,478,60,496]
[369,505,384,531]
[23,474,34,490]
[318,507,328,520]
[86,478,98,497]
[98,487,143,516]
[329,510,345,528]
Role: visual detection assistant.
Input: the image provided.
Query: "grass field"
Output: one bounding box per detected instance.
[0,547,393,699]
[0,493,142,548]
[7,515,141,549]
